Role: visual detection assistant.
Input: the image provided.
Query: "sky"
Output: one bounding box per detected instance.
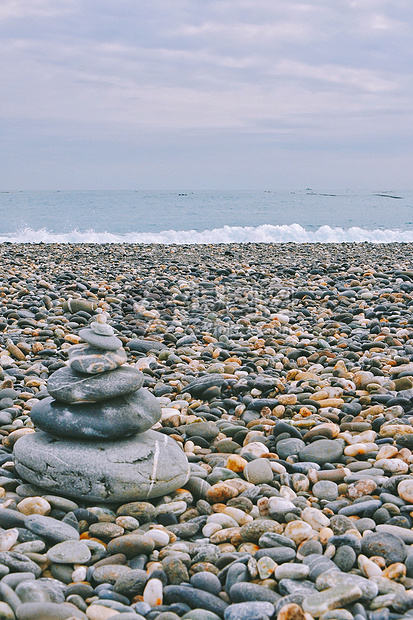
[1,0,412,190]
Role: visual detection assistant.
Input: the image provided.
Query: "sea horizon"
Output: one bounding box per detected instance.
[1,189,413,244]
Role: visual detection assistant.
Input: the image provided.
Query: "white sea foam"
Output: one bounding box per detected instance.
[0,224,411,244]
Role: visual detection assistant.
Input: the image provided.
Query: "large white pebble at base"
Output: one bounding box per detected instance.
[203,523,222,537]
[0,602,14,619]
[240,442,269,457]
[358,554,382,578]
[143,578,163,607]
[302,506,330,531]
[207,513,239,528]
[144,529,170,547]
[375,458,408,475]
[156,501,187,516]
[0,528,19,551]
[223,507,253,525]
[72,566,88,582]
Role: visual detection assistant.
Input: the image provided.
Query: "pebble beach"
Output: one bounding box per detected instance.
[3,241,413,619]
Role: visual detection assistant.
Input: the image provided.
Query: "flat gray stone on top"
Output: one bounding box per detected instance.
[79,327,122,351]
[90,321,115,336]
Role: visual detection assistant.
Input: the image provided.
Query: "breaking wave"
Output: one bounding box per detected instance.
[0,224,412,244]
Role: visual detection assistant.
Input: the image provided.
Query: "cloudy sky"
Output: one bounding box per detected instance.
[1,0,412,189]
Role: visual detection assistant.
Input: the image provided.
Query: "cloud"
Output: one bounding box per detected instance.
[0,0,412,187]
[0,0,76,20]
[274,60,397,93]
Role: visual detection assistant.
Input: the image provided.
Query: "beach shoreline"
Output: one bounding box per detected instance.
[1,242,413,616]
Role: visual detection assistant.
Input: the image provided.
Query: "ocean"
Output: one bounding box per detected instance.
[1,189,412,244]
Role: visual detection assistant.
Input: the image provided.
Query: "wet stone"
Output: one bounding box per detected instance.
[276,438,306,459]
[15,578,67,603]
[116,501,156,522]
[302,584,363,617]
[255,547,296,563]
[190,572,222,596]
[47,540,91,564]
[24,514,80,543]
[312,481,339,502]
[240,520,283,542]
[315,571,378,601]
[114,569,148,596]
[224,602,274,620]
[15,602,88,619]
[93,564,132,585]
[361,531,407,564]
[107,534,155,558]
[243,459,273,484]
[182,612,221,620]
[299,440,344,466]
[163,585,229,617]
[333,545,356,572]
[259,532,296,550]
[0,552,42,577]
[229,582,281,604]
[278,579,316,597]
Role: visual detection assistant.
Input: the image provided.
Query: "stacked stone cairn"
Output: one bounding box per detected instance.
[14,314,189,502]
